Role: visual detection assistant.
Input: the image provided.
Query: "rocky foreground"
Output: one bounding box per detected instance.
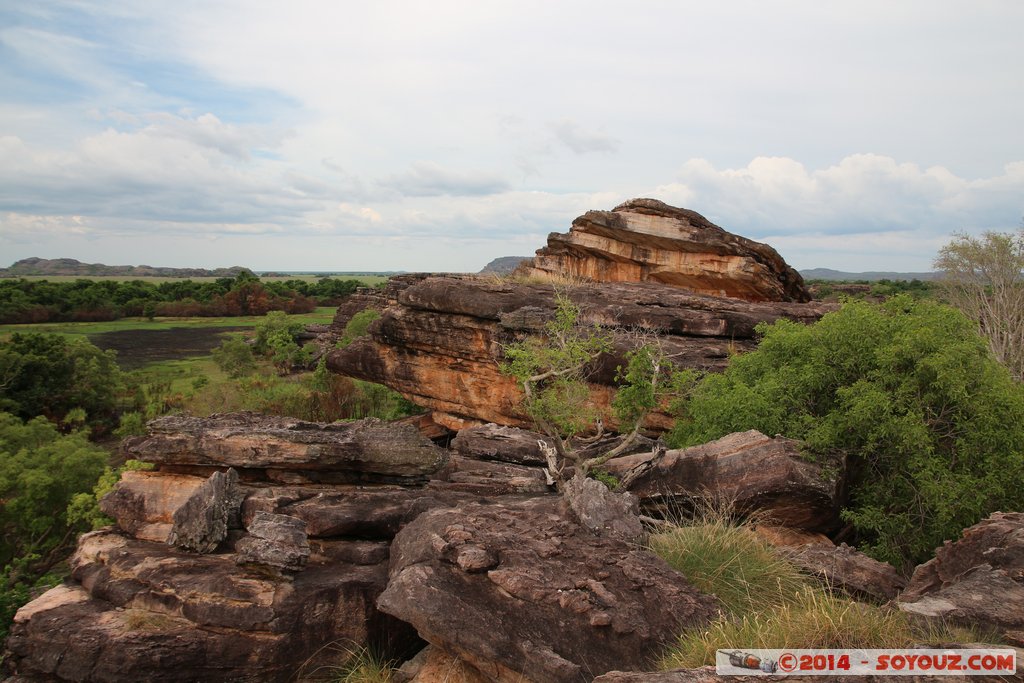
[7,414,1023,682]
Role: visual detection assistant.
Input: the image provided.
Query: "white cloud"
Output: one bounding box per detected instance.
[380,162,510,197]
[548,120,619,155]
[659,155,1024,238]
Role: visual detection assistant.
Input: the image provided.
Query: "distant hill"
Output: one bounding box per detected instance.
[800,268,940,282]
[0,257,252,279]
[479,256,532,275]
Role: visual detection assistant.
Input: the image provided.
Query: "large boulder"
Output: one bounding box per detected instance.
[899,511,1024,637]
[5,529,417,682]
[328,277,833,431]
[518,198,810,302]
[377,497,719,683]
[606,430,840,532]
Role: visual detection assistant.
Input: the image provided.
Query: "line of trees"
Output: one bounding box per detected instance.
[0,273,369,324]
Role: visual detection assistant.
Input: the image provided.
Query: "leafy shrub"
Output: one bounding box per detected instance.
[338,309,381,348]
[670,296,1024,570]
[0,412,108,570]
[212,336,257,378]
[0,333,123,431]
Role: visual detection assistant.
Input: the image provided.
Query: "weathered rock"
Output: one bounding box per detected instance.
[451,423,548,466]
[518,199,810,302]
[430,454,551,496]
[123,412,446,482]
[899,512,1024,636]
[235,511,310,570]
[377,497,719,683]
[394,645,494,683]
[329,277,833,430]
[562,473,644,543]
[751,524,833,548]
[166,467,240,553]
[99,469,209,543]
[782,542,907,602]
[6,529,418,682]
[241,485,477,539]
[610,430,839,532]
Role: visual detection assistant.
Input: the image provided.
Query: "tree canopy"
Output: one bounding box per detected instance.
[0,333,123,431]
[670,296,1024,570]
[934,227,1024,381]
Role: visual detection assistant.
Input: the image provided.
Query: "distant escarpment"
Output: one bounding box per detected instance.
[516,198,810,302]
[0,257,252,278]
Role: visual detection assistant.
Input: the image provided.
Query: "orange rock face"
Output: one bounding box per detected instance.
[520,198,810,302]
[329,277,833,431]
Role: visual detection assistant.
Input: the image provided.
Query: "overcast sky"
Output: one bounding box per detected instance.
[1,1,1022,273]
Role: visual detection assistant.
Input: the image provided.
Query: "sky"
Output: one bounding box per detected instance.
[1,1,1022,273]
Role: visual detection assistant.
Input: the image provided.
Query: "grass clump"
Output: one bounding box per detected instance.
[650,508,995,670]
[296,644,395,683]
[648,510,806,617]
[662,587,915,668]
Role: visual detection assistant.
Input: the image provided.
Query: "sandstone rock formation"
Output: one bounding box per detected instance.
[518,199,810,302]
[899,511,1024,638]
[378,497,720,683]
[123,412,446,484]
[328,276,833,431]
[781,542,907,602]
[604,430,840,532]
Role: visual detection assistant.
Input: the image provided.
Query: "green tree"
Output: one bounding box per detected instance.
[0,413,108,572]
[501,293,680,487]
[501,293,611,483]
[252,311,311,371]
[338,308,381,348]
[0,333,123,431]
[934,227,1024,381]
[670,296,1024,570]
[212,335,257,378]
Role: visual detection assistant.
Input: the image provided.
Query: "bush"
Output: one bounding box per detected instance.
[212,336,257,378]
[338,309,381,348]
[0,413,108,570]
[0,333,123,432]
[670,296,1024,570]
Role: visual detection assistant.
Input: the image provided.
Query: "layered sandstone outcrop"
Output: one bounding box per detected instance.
[7,412,849,682]
[518,198,810,302]
[899,511,1024,640]
[328,277,833,431]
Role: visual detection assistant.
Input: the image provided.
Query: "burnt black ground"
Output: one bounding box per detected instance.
[90,327,248,369]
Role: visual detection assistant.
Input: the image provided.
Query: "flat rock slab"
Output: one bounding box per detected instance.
[241,485,480,540]
[378,497,719,683]
[328,276,833,431]
[615,430,839,532]
[123,412,446,481]
[7,583,291,683]
[430,454,551,496]
[452,423,548,466]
